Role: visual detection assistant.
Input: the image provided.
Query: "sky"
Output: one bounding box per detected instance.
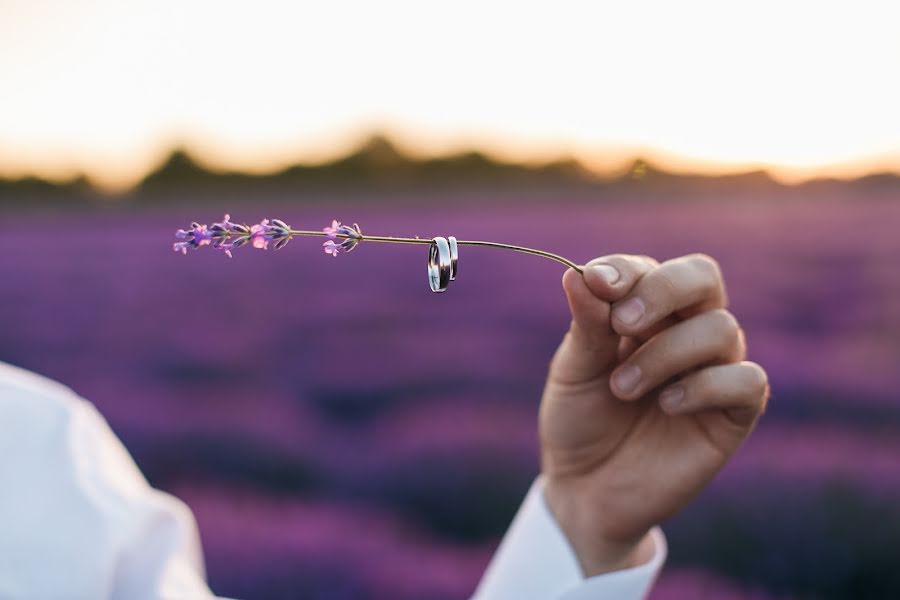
[1,0,899,189]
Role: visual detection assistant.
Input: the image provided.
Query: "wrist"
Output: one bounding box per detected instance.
[543,477,655,576]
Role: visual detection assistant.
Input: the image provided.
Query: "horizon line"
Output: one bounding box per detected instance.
[2,130,899,194]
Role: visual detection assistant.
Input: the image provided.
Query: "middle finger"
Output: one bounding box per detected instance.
[609,308,745,401]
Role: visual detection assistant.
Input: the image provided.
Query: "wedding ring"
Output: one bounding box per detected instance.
[448,236,458,281]
[428,237,452,293]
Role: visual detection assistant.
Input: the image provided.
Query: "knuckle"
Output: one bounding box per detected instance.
[588,253,634,266]
[587,254,643,276]
[689,252,723,293]
[742,361,770,400]
[709,308,741,345]
[689,253,721,277]
[614,254,658,274]
[586,254,621,266]
[687,251,725,293]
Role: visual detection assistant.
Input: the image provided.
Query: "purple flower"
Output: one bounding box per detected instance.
[173,222,212,254]
[175,216,351,258]
[250,220,270,250]
[210,214,249,236]
[323,219,341,237]
[264,219,293,251]
[323,240,340,257]
[208,214,253,257]
[323,220,361,240]
[322,220,362,256]
[175,214,293,257]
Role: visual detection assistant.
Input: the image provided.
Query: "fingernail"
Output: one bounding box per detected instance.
[659,386,684,412]
[613,297,645,326]
[591,264,620,285]
[612,365,641,395]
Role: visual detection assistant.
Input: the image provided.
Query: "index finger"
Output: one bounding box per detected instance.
[610,253,728,337]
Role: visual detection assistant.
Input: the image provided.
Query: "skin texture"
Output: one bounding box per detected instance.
[540,254,770,576]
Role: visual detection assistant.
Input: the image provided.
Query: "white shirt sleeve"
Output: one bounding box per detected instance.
[0,362,217,600]
[472,478,666,600]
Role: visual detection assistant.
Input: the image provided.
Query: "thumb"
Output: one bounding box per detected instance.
[549,268,621,385]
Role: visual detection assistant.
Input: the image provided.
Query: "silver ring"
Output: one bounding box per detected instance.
[448,236,458,281]
[428,237,452,293]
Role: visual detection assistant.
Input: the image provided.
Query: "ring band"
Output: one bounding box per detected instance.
[448,236,458,281]
[428,237,452,293]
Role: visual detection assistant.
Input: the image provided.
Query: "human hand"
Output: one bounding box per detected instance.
[539,254,769,576]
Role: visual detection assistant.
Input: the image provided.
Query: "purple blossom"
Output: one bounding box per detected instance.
[210,214,248,236]
[174,215,293,257]
[173,222,213,254]
[322,220,362,256]
[323,220,361,240]
[208,214,254,257]
[323,240,340,257]
[250,220,269,250]
[174,216,361,259]
[264,219,292,251]
[322,219,340,236]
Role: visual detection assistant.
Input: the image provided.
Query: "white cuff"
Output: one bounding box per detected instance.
[472,478,666,600]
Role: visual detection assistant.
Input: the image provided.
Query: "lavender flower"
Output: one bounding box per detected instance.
[249,220,269,250]
[322,220,362,256]
[208,214,254,257]
[265,219,293,251]
[174,214,291,257]
[173,216,362,259]
[173,222,213,254]
[174,216,361,259]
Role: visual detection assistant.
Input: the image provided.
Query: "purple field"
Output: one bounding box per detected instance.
[1,187,899,599]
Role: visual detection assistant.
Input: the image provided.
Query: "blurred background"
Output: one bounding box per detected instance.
[1,1,899,598]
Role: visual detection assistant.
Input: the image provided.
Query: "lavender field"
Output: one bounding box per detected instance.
[1,187,899,599]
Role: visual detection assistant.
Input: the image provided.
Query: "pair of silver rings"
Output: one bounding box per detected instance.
[427,236,458,292]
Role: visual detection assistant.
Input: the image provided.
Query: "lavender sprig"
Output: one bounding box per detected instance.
[322,220,362,256]
[175,214,294,257]
[174,214,583,273]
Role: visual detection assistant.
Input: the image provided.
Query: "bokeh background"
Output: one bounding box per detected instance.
[2,2,899,599]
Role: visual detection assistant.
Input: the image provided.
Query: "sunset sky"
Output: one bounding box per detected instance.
[1,0,899,189]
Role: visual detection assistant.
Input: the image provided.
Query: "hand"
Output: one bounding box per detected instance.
[539,254,769,576]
